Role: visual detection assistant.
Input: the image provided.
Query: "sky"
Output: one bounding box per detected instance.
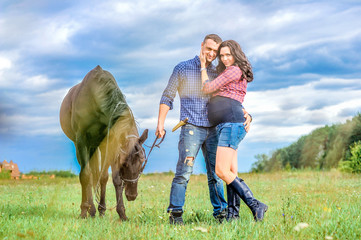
[1,0,361,174]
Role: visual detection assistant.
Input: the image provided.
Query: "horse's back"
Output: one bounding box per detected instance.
[60,65,127,144]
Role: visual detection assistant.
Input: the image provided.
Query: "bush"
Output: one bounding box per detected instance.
[26,170,77,178]
[0,170,11,179]
[339,141,361,173]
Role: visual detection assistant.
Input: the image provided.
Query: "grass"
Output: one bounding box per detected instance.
[0,170,360,239]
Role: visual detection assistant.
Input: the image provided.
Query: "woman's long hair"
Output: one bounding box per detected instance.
[216,40,253,82]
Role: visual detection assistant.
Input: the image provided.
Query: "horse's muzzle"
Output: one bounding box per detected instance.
[126,193,137,201]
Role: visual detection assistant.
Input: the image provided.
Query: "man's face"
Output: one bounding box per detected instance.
[201,39,220,64]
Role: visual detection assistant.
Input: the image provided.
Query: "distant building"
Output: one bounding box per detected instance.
[0,160,20,179]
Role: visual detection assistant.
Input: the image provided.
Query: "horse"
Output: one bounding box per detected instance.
[59,65,148,220]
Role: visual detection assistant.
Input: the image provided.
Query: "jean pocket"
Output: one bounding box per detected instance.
[237,125,247,142]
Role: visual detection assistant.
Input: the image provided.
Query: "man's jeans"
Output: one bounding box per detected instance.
[167,124,227,216]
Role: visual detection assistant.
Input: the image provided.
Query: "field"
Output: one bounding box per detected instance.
[1,171,360,239]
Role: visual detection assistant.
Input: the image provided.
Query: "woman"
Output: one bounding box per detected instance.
[200,40,268,221]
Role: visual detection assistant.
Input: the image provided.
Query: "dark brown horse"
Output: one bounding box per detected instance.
[60,65,148,220]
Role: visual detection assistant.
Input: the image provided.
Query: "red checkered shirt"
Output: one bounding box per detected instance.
[202,65,247,104]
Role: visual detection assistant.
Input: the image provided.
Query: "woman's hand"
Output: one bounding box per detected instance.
[199,49,206,68]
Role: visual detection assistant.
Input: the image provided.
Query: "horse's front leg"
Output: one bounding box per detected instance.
[98,167,109,217]
[90,146,108,217]
[111,168,127,221]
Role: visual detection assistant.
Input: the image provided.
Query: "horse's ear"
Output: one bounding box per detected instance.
[139,129,148,144]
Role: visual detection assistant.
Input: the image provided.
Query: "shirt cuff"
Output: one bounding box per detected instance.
[160,96,173,110]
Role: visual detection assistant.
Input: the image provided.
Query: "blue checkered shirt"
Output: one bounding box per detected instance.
[160,56,218,127]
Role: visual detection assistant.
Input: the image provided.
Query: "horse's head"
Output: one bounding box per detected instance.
[119,129,148,201]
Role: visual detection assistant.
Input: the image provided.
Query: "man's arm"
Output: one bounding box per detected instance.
[156,104,170,138]
[156,64,182,138]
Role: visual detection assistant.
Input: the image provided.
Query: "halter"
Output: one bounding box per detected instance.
[119,130,166,184]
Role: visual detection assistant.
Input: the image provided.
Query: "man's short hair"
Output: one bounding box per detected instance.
[203,34,222,44]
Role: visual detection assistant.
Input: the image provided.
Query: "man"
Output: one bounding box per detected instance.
[156,34,251,224]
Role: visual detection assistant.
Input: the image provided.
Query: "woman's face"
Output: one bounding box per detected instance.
[220,47,235,67]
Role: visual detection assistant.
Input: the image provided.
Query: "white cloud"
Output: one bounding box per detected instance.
[0,57,12,70]
[245,77,361,143]
[35,88,70,110]
[0,114,61,136]
[0,57,13,87]
[23,75,57,90]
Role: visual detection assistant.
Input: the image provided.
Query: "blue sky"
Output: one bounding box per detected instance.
[1,0,361,174]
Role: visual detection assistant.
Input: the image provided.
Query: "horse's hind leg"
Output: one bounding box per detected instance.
[87,183,96,217]
[79,165,94,218]
[77,144,96,218]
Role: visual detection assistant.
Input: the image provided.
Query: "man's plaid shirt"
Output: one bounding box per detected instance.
[202,65,247,104]
[160,56,218,127]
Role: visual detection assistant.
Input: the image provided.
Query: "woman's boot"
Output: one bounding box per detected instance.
[229,177,268,221]
[226,184,240,221]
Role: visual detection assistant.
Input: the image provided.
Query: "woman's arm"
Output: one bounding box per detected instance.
[199,49,210,85]
[202,66,241,94]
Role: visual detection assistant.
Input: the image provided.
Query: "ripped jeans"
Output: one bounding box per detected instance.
[167,124,227,216]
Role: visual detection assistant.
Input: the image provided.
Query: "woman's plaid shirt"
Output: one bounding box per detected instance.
[202,65,247,104]
[160,56,218,127]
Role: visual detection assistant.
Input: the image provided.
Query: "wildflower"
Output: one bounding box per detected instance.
[194,227,208,233]
[323,207,331,212]
[325,236,333,240]
[294,222,309,231]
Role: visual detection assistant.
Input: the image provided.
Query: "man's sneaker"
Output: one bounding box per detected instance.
[214,209,227,223]
[169,212,184,225]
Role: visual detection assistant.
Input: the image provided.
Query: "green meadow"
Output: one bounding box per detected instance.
[1,171,360,239]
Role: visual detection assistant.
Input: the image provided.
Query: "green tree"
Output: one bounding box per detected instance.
[251,154,268,173]
[339,141,361,173]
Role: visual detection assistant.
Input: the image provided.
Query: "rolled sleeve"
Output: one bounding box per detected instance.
[159,64,182,110]
[160,95,174,109]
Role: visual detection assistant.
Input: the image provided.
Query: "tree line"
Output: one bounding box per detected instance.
[251,113,361,173]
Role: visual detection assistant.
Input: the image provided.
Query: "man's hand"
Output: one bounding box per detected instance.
[156,104,170,138]
[243,109,252,133]
[155,124,166,138]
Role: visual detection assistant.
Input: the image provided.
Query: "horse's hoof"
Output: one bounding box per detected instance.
[99,211,106,217]
[88,205,96,217]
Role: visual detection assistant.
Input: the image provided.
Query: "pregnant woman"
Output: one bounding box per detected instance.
[200,40,268,221]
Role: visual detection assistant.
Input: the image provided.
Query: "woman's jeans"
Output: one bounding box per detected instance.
[167,124,227,217]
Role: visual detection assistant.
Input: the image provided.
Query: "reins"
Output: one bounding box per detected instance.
[142,130,166,172]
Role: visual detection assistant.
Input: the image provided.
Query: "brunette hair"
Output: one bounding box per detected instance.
[216,40,253,82]
[203,34,222,45]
